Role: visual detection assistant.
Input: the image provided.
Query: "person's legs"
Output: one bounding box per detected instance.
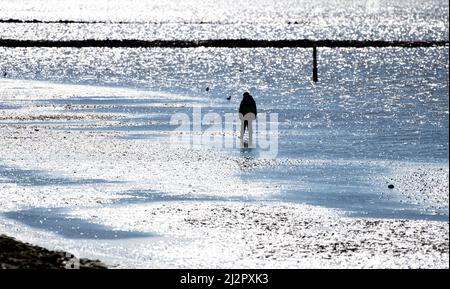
[239,113,255,146]
[248,119,254,147]
[239,113,244,140]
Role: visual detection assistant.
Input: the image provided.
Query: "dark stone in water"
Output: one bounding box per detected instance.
[388,184,395,189]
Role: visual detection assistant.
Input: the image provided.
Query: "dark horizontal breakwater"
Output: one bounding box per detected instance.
[0,19,104,24]
[0,19,308,25]
[0,39,448,48]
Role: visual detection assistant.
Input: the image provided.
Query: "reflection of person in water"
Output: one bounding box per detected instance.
[238,91,257,145]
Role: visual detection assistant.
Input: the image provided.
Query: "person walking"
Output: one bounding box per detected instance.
[238,91,257,146]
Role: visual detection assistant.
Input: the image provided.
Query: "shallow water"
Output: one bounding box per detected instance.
[0,76,447,221]
[0,0,448,41]
[1,46,448,162]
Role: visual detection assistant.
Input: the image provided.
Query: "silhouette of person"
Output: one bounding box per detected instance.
[238,91,257,146]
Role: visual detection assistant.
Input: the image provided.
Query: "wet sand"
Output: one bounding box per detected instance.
[0,79,448,268]
[69,201,449,268]
[2,201,448,268]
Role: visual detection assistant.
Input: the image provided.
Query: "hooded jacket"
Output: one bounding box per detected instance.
[239,93,257,117]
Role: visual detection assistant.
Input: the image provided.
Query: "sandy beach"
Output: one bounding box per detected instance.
[0,78,448,268]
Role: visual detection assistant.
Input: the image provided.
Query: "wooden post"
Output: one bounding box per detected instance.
[313,46,318,82]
